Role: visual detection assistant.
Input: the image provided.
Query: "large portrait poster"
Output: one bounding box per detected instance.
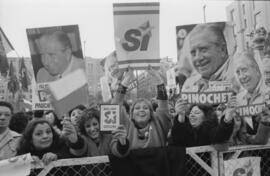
[113,2,160,70]
[224,157,261,176]
[177,21,269,131]
[26,25,85,110]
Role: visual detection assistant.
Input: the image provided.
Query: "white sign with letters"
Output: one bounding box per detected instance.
[113,2,160,70]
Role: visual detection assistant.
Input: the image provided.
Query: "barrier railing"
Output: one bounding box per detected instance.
[30,145,270,176]
[219,145,270,176]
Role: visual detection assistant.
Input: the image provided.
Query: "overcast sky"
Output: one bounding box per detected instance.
[0,0,233,61]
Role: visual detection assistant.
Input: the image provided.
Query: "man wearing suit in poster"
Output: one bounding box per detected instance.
[180,22,238,93]
[36,31,85,83]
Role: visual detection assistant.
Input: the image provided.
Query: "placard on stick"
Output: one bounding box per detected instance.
[100,104,120,132]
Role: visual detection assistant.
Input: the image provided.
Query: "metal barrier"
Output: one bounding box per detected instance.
[30,145,270,176]
[219,145,270,176]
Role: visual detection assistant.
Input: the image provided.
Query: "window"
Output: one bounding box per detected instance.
[243,19,247,29]
[254,12,261,28]
[230,9,235,22]
[252,0,255,9]
[242,4,245,15]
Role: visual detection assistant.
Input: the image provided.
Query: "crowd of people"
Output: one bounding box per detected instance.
[1,22,270,170]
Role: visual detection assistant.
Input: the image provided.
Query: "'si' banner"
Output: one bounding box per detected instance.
[113,2,160,70]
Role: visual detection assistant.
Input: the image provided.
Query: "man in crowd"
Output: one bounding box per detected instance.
[0,101,21,160]
[36,30,85,83]
[181,22,237,92]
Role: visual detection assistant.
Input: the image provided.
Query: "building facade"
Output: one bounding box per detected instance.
[226,0,270,53]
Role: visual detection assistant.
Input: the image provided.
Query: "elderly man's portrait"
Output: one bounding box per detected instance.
[27,25,85,83]
[178,22,236,92]
[234,50,269,106]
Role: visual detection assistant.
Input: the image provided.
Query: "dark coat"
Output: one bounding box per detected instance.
[170,115,234,147]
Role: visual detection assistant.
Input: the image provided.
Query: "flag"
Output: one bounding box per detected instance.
[0,27,14,77]
[0,27,14,53]
[7,61,19,96]
[19,57,30,91]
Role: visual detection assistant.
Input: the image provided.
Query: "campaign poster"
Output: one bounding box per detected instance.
[26,25,85,110]
[31,79,53,111]
[0,153,32,176]
[48,69,88,118]
[100,104,120,132]
[167,67,176,89]
[26,25,84,83]
[100,76,112,103]
[224,157,261,176]
[113,2,160,70]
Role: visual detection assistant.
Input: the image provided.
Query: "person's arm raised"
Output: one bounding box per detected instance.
[111,69,134,105]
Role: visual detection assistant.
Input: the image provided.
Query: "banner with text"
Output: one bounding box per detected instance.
[113,2,160,70]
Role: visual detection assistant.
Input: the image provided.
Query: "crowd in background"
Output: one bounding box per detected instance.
[1,23,270,168]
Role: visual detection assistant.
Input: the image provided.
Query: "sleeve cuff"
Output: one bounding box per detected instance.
[116,139,129,155]
[68,135,84,149]
[156,84,168,100]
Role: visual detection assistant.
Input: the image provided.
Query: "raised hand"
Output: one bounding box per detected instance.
[112,125,128,145]
[175,98,189,122]
[121,68,135,87]
[61,116,78,143]
[42,152,57,165]
[147,67,164,85]
[224,95,238,123]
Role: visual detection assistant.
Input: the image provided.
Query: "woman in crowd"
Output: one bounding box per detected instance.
[170,98,235,147]
[44,110,62,136]
[110,68,172,157]
[68,104,86,131]
[17,119,73,165]
[62,108,128,157]
[233,50,270,144]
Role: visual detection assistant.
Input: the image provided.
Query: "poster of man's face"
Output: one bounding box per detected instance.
[26,25,84,83]
[177,22,229,79]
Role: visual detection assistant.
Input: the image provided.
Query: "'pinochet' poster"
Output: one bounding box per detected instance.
[176,21,270,129]
[26,25,86,111]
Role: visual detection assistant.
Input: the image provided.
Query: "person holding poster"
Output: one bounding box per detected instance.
[181,22,237,92]
[36,31,85,83]
[233,50,270,144]
[0,101,21,161]
[61,108,129,157]
[170,97,234,147]
[110,68,171,157]
[103,51,123,93]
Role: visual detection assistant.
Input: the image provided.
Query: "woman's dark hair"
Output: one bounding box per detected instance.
[33,110,44,118]
[0,101,13,114]
[78,108,100,136]
[9,112,30,134]
[187,104,217,124]
[44,110,62,130]
[17,119,60,155]
[68,104,87,117]
[123,100,130,115]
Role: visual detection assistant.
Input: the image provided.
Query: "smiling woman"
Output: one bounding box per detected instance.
[17,119,73,165]
[170,102,234,147]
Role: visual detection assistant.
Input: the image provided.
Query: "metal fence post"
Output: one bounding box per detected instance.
[211,150,219,176]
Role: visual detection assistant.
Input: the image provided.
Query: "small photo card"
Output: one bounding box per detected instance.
[100,104,120,132]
